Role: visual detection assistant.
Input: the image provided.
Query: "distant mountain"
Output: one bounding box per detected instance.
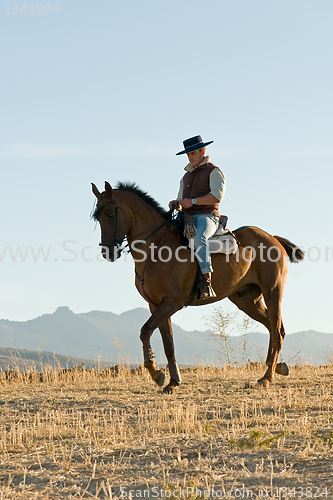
[1,307,332,367]
[0,306,215,366]
[0,346,113,372]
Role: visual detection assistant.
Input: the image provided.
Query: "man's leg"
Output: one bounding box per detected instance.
[192,214,220,299]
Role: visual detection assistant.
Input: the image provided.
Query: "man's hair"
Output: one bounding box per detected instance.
[199,147,206,155]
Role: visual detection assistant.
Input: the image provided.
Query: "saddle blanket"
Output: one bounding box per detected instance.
[188,223,238,255]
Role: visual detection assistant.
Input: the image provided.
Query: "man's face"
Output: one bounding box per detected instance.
[187,149,203,167]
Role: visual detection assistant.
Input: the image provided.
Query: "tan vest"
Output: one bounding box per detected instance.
[182,162,220,216]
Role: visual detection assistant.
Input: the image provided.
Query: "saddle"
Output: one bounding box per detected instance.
[175,212,238,255]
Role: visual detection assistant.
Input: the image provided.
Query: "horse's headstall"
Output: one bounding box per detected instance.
[91,199,117,221]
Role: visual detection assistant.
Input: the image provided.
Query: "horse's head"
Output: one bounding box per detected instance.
[91,181,126,262]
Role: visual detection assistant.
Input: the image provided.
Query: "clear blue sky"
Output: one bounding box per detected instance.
[1,0,332,335]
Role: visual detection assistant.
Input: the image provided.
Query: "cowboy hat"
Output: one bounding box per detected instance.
[176,135,214,155]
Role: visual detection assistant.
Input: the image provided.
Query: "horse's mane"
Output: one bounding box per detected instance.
[116,181,169,220]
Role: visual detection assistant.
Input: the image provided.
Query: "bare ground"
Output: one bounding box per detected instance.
[0,364,332,499]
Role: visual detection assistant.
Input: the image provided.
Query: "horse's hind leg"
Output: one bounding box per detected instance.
[265,317,288,376]
[229,285,288,380]
[229,285,271,330]
[258,286,286,385]
[140,298,181,389]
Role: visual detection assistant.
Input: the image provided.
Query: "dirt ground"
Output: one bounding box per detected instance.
[0,363,332,499]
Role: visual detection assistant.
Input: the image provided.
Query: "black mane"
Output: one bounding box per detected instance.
[116,182,169,220]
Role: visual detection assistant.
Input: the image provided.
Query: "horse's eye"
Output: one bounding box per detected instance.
[109,214,115,218]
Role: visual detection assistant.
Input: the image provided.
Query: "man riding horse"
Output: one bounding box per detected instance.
[92,138,304,392]
[169,135,226,300]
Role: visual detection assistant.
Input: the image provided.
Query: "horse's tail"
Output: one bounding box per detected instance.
[274,235,305,263]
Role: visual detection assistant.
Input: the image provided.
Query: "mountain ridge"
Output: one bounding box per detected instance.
[1,307,332,366]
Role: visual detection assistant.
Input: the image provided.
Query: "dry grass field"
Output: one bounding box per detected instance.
[0,363,332,499]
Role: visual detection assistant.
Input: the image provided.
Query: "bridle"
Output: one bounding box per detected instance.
[92,199,124,258]
[93,198,175,259]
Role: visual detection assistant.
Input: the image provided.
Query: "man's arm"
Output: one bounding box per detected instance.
[179,168,226,209]
[168,177,184,209]
[177,177,184,200]
[180,193,218,209]
[209,167,226,202]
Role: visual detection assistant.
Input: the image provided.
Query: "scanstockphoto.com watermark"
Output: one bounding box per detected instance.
[118,485,329,498]
[120,486,253,498]
[0,240,332,264]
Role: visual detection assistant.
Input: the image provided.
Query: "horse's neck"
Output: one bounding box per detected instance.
[119,192,166,242]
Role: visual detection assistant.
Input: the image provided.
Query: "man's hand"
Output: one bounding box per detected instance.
[168,200,181,210]
[179,198,193,209]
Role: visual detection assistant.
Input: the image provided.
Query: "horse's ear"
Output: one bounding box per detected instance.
[105,181,113,196]
[91,183,100,198]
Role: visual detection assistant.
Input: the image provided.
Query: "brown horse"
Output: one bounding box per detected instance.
[92,181,304,393]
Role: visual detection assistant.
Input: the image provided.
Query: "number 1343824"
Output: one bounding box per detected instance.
[6,4,59,14]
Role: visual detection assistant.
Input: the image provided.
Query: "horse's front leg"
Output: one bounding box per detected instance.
[140,298,180,389]
[158,318,181,394]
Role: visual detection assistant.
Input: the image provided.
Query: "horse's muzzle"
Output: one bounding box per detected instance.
[99,244,120,262]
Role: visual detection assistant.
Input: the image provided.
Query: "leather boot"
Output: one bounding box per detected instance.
[197,272,217,300]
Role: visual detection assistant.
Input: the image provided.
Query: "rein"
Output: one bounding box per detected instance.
[130,211,174,248]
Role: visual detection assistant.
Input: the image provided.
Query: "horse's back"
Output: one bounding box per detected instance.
[233,225,287,253]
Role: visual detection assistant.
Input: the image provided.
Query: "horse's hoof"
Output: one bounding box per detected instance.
[275,362,289,376]
[153,370,165,387]
[163,384,176,394]
[256,378,270,388]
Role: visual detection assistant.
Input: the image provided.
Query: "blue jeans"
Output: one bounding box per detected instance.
[192,214,220,274]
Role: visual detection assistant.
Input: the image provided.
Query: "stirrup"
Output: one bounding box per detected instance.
[197,281,217,300]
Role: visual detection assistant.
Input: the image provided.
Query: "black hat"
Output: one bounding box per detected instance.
[176,135,214,155]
